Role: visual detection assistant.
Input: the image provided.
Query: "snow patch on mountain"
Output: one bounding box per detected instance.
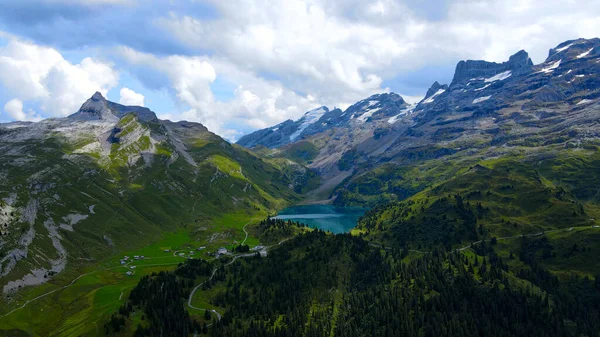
[577,99,594,105]
[554,43,574,53]
[473,96,492,104]
[356,107,380,123]
[484,70,512,82]
[290,106,327,141]
[577,48,594,59]
[538,60,561,74]
[475,84,492,92]
[388,104,416,124]
[422,89,445,104]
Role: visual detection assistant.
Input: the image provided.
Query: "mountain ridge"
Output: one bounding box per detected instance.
[0,93,304,294]
[236,37,600,207]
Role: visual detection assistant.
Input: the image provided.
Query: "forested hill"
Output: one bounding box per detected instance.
[106,223,600,337]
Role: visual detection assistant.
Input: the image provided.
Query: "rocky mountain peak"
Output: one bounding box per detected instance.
[546,38,600,63]
[91,91,106,101]
[368,92,406,105]
[69,92,158,122]
[71,92,114,120]
[304,106,328,115]
[507,50,534,69]
[451,50,532,85]
[424,81,449,99]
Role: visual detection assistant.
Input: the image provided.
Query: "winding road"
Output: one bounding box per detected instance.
[241,221,251,246]
[186,237,293,323]
[187,252,262,326]
[187,266,223,322]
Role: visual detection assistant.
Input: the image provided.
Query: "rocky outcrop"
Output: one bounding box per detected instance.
[424,82,449,99]
[451,50,533,85]
[69,92,157,122]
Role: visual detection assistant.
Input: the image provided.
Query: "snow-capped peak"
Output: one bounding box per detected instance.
[298,106,328,123]
[290,106,328,141]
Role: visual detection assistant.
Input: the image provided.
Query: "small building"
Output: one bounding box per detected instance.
[179,253,185,257]
[126,271,133,276]
[164,249,171,252]
[189,251,195,254]
[251,245,266,251]
[130,266,136,269]
[123,256,130,260]
[120,260,126,265]
[217,247,228,255]
[197,246,206,251]
[133,255,139,259]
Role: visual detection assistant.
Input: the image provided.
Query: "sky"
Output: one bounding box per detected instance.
[0,0,599,140]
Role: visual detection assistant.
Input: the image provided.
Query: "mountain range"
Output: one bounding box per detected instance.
[1,37,600,337]
[238,38,600,206]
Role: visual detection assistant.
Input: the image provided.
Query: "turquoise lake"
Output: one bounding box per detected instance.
[273,205,365,234]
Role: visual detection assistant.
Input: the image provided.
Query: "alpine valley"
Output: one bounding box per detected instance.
[2,38,600,337]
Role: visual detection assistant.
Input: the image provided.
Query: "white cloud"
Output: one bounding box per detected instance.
[145,0,595,137]
[437,0,600,63]
[119,47,215,107]
[119,87,145,106]
[159,1,406,102]
[3,0,599,139]
[3,99,42,122]
[172,0,599,66]
[119,47,317,139]
[0,38,119,118]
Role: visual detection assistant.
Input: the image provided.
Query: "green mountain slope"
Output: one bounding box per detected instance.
[356,148,600,279]
[0,93,301,297]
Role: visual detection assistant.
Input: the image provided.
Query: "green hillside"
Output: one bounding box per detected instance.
[103,229,600,337]
[0,96,309,336]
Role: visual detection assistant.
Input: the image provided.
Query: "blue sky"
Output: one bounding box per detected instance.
[1,0,599,140]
